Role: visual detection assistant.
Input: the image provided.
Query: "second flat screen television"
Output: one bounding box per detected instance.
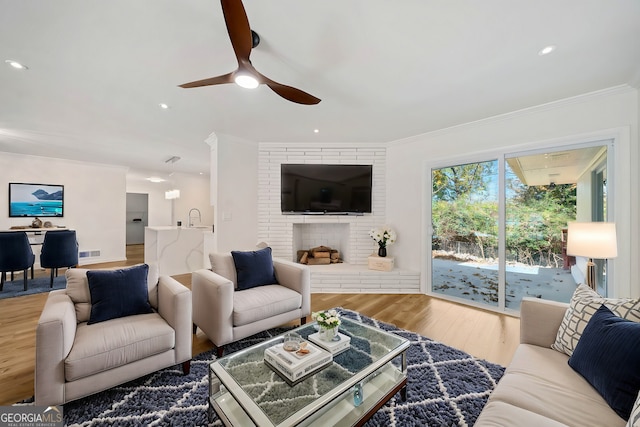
[281,164,372,214]
[9,182,64,217]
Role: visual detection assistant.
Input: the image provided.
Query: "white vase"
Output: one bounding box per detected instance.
[320,326,337,341]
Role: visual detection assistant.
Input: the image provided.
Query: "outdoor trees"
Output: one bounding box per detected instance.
[432,161,498,259]
[506,181,576,266]
[432,161,577,267]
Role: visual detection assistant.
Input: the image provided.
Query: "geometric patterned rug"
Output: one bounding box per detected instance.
[63,308,505,426]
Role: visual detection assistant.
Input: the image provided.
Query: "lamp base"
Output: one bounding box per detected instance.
[586,259,597,291]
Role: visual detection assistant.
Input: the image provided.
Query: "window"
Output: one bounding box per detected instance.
[429,141,613,311]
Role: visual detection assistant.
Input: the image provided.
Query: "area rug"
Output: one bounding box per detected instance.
[63,308,505,426]
[0,274,66,299]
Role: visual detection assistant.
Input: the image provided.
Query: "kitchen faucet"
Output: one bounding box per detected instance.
[188,208,202,227]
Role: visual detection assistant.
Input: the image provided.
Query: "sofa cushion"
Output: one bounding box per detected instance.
[66,264,159,323]
[489,344,625,427]
[209,252,238,285]
[552,284,640,356]
[475,400,568,427]
[569,305,640,420]
[231,247,278,290]
[87,264,153,324]
[233,284,301,327]
[65,312,175,382]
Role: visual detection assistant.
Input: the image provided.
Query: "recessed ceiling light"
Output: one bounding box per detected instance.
[313,129,319,133]
[159,103,169,109]
[538,45,556,56]
[147,177,165,183]
[5,59,28,70]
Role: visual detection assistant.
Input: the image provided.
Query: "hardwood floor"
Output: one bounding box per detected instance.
[0,245,520,406]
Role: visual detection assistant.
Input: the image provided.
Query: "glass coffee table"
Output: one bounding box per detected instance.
[209,317,409,427]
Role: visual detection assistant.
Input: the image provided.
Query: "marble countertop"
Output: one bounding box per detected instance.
[146,225,212,232]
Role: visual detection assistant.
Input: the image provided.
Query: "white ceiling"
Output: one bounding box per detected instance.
[1,0,639,177]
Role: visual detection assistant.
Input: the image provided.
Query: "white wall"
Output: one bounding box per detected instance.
[387,85,639,298]
[212,134,259,252]
[125,178,172,227]
[0,152,127,265]
[125,172,213,228]
[169,173,213,228]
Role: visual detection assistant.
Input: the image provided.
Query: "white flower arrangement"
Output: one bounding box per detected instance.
[312,309,341,329]
[369,226,397,248]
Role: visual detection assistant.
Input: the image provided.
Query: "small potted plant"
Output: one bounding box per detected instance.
[312,309,341,341]
[369,226,397,257]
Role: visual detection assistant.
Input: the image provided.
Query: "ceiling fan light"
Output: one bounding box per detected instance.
[234,74,259,89]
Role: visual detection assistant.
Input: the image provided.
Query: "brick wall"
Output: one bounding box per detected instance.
[257,144,385,265]
[257,143,420,293]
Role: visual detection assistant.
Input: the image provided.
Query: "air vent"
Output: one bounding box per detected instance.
[79,250,101,258]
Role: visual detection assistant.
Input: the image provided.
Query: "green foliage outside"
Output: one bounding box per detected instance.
[432,162,576,267]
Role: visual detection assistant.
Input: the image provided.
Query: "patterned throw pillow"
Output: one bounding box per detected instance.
[551,284,640,356]
[628,391,640,427]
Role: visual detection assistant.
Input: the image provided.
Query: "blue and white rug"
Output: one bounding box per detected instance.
[63,308,505,426]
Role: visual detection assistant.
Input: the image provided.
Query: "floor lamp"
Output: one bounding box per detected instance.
[566,222,617,291]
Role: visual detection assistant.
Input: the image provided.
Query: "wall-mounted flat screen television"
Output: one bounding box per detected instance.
[9,182,64,217]
[281,164,372,214]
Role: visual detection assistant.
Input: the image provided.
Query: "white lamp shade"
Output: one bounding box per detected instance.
[566,222,617,259]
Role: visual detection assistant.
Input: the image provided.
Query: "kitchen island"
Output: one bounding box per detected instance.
[144,226,213,276]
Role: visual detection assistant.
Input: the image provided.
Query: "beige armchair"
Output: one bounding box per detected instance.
[192,252,310,357]
[35,265,192,406]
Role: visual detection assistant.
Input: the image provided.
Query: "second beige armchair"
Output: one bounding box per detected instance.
[192,250,310,357]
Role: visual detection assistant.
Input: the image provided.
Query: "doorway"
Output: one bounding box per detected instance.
[126,193,148,245]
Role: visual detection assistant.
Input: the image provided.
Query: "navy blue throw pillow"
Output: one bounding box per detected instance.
[87,264,153,325]
[568,304,640,420]
[231,247,277,291]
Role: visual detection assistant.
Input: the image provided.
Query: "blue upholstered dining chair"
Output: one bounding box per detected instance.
[0,231,35,292]
[40,230,79,287]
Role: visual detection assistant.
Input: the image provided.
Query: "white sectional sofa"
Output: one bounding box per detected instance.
[475,297,626,427]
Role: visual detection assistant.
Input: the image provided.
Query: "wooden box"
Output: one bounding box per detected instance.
[368,255,395,271]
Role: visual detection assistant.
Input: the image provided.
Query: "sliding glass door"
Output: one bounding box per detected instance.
[431,160,499,306]
[430,142,613,311]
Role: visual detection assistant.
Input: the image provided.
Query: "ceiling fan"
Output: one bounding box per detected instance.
[179,0,321,105]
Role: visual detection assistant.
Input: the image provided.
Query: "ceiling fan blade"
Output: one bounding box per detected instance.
[180,0,320,105]
[221,0,253,61]
[179,72,235,88]
[262,77,321,105]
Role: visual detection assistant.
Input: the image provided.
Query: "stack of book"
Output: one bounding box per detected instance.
[308,332,351,354]
[264,342,332,383]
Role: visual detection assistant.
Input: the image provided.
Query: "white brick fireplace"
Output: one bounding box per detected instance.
[257,143,420,294]
[257,144,384,265]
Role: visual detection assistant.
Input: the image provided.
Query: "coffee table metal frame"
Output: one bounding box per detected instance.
[208,317,409,427]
